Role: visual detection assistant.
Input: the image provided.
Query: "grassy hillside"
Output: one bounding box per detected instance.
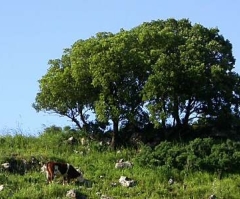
[1,129,240,199]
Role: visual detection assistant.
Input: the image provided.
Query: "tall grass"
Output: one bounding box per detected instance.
[1,131,240,198]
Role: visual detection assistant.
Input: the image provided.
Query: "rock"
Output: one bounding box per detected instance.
[115,159,133,169]
[119,176,136,187]
[168,177,174,185]
[100,194,114,199]
[111,182,117,187]
[66,189,77,198]
[209,194,217,199]
[1,162,10,169]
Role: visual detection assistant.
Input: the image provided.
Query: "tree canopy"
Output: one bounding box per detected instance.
[33,18,240,148]
[141,19,239,129]
[33,48,97,129]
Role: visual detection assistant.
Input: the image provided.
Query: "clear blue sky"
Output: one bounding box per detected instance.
[0,0,239,135]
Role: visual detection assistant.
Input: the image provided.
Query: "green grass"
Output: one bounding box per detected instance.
[1,132,240,198]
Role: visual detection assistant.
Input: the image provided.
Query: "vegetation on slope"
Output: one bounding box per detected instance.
[1,128,240,199]
[33,18,240,149]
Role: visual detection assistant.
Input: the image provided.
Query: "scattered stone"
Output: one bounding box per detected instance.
[74,150,79,154]
[67,137,77,145]
[80,137,89,146]
[110,182,117,187]
[96,192,101,196]
[66,189,77,198]
[209,194,217,199]
[1,156,41,174]
[119,159,124,163]
[1,162,10,169]
[115,159,133,169]
[100,194,114,199]
[0,185,4,191]
[168,177,174,185]
[66,189,87,199]
[119,176,136,187]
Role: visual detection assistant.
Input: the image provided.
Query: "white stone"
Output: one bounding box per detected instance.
[119,176,135,187]
[115,160,133,169]
[1,162,10,169]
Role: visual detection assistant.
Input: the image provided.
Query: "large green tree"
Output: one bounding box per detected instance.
[34,18,240,147]
[142,19,240,130]
[71,31,149,148]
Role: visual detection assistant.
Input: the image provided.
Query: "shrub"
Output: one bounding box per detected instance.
[135,138,240,173]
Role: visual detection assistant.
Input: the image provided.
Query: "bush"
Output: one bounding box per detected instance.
[135,138,240,173]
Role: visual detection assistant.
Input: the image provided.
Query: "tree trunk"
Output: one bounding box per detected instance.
[162,101,167,130]
[111,119,119,150]
[173,96,181,127]
[183,99,192,127]
[71,116,82,129]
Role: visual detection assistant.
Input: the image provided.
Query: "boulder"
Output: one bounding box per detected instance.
[119,176,135,187]
[1,162,10,169]
[66,189,77,198]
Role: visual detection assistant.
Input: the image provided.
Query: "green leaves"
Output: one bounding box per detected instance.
[136,138,240,172]
[34,17,240,135]
[142,18,239,128]
[33,49,95,129]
